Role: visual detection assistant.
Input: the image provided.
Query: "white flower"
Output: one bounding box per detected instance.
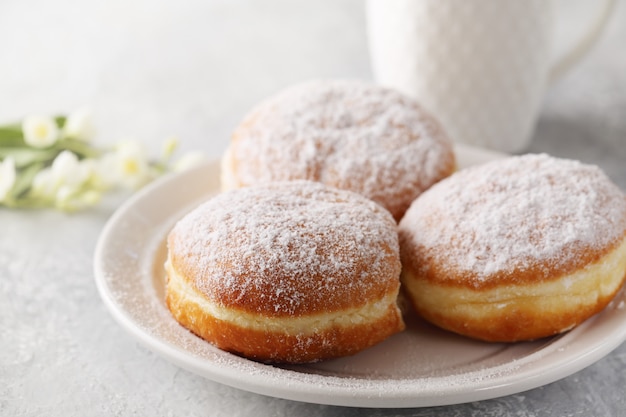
[32,151,94,199]
[92,152,120,190]
[31,168,56,198]
[55,186,100,212]
[51,150,92,188]
[0,157,17,202]
[172,151,206,172]
[111,140,152,189]
[63,108,96,142]
[31,152,99,212]
[22,116,59,148]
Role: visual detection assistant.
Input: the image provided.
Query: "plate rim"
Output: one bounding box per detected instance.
[93,144,626,408]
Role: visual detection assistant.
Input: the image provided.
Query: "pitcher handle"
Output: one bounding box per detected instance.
[549,0,616,82]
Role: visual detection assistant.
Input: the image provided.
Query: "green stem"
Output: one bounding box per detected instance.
[56,138,102,159]
[11,162,45,199]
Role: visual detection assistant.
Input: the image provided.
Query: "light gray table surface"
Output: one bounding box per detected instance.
[1,1,625,416]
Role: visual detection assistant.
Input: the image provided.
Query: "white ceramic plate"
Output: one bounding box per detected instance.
[94,144,626,408]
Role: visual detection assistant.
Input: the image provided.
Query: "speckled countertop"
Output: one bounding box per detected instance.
[1,1,625,416]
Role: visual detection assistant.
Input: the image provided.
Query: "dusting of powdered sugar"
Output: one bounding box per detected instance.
[227,79,455,220]
[167,180,400,316]
[399,154,626,285]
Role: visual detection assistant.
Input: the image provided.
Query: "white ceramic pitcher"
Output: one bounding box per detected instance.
[367,0,615,152]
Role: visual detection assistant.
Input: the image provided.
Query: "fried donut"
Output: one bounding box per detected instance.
[399,154,626,342]
[221,79,455,221]
[165,180,404,363]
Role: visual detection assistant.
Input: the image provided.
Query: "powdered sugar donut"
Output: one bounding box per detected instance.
[221,79,455,221]
[399,154,626,342]
[165,180,404,363]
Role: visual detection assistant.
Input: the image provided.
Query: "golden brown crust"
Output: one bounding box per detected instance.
[399,231,626,291]
[399,154,626,342]
[166,181,402,317]
[402,235,626,341]
[165,181,405,362]
[166,277,404,363]
[399,155,626,290]
[167,229,401,316]
[416,296,612,342]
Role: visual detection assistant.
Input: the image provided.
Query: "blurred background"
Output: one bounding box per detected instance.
[0,0,370,158]
[0,0,624,186]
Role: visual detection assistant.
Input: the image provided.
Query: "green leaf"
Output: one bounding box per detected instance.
[0,125,25,146]
[0,147,58,168]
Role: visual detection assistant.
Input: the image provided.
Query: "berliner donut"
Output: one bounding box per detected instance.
[221,79,455,221]
[165,180,404,363]
[399,154,626,342]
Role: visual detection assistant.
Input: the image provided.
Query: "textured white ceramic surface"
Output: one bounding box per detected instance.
[367,0,610,153]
